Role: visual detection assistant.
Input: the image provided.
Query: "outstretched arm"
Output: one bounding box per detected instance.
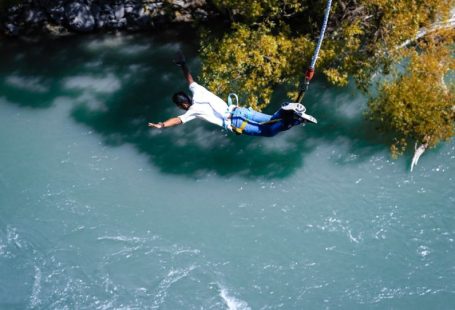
[180,63,194,85]
[148,117,182,129]
[175,51,194,85]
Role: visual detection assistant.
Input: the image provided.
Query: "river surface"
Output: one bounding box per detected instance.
[0,33,454,309]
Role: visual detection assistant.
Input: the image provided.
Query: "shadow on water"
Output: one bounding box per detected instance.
[0,31,390,179]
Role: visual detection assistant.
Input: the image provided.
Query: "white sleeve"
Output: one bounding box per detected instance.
[189,82,208,95]
[178,109,197,123]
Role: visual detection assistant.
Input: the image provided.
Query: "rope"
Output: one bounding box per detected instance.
[309,0,332,70]
[296,0,332,103]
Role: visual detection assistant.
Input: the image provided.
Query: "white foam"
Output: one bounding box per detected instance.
[418,245,431,257]
[219,287,251,310]
[29,266,42,308]
[258,128,301,152]
[97,235,154,243]
[347,229,360,243]
[63,74,121,93]
[7,226,22,249]
[74,92,107,112]
[5,74,49,93]
[192,126,225,149]
[86,36,126,50]
[118,44,151,55]
[151,265,196,309]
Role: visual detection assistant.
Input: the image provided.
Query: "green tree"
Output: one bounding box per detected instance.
[368,33,455,157]
[200,23,314,110]
[200,0,454,155]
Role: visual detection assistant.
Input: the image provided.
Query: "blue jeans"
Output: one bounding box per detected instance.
[230,107,302,137]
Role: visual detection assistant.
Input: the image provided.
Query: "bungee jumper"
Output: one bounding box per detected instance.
[148,0,333,137]
[148,55,317,137]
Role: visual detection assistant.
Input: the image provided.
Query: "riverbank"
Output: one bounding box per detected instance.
[1,0,216,36]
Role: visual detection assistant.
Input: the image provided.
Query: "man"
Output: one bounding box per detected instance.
[148,55,317,137]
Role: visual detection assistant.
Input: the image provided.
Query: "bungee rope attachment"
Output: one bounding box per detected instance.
[296,0,332,103]
[227,93,239,106]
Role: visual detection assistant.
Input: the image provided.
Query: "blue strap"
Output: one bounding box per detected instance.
[224,95,238,130]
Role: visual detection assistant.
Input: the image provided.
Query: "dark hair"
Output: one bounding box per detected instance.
[172,91,191,107]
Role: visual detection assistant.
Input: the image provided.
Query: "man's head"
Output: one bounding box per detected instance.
[172,91,192,110]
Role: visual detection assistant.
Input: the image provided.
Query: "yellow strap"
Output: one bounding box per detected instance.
[232,120,248,135]
[233,118,282,134]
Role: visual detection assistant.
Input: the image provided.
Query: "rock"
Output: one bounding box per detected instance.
[1,0,211,36]
[48,4,66,24]
[113,4,125,20]
[124,3,134,14]
[65,2,95,32]
[4,23,20,36]
[44,22,69,35]
[193,8,208,20]
[124,4,152,27]
[24,8,47,25]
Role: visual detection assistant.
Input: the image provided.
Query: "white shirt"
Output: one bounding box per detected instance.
[178,82,229,128]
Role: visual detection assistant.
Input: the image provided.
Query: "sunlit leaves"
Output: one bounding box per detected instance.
[368,35,455,156]
[210,0,304,21]
[200,0,454,154]
[200,24,313,110]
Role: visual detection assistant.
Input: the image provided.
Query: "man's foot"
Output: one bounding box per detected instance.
[281,102,306,113]
[281,102,317,124]
[297,112,318,124]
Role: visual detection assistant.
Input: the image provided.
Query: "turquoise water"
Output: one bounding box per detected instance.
[0,34,454,309]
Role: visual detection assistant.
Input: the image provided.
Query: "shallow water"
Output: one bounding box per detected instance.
[0,34,454,309]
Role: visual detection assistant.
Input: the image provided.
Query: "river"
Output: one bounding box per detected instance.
[0,33,454,309]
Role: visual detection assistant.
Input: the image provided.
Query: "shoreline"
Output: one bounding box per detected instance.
[1,0,219,38]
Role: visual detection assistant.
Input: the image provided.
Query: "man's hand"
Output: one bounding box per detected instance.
[174,50,194,85]
[148,117,183,129]
[148,122,164,129]
[174,50,186,67]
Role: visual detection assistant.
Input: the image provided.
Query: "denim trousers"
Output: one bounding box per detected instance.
[230,107,302,137]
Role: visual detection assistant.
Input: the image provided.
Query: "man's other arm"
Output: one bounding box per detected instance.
[148,117,183,129]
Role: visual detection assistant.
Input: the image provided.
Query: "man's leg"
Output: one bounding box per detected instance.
[258,112,303,137]
[244,108,273,123]
[231,107,274,136]
[254,105,314,137]
[231,107,308,137]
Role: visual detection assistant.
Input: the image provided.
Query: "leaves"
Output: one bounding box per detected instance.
[368,35,455,156]
[210,0,304,21]
[199,0,454,155]
[200,23,313,110]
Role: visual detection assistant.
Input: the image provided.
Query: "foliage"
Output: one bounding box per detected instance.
[200,0,455,155]
[200,23,314,110]
[311,0,453,88]
[210,0,304,21]
[368,33,455,157]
